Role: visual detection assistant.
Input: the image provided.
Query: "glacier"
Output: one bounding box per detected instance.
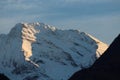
[0,22,108,80]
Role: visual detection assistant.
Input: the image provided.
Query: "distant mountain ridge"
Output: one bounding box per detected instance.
[0,22,108,80]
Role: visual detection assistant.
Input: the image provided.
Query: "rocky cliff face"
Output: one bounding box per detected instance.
[69,34,120,80]
[0,22,108,80]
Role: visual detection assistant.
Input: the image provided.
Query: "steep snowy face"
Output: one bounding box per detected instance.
[0,23,25,67]
[21,23,40,67]
[85,33,108,57]
[0,22,108,80]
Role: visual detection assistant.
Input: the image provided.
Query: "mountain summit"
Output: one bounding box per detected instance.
[0,22,108,80]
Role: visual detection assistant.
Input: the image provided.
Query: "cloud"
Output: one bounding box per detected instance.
[64,0,119,4]
[0,0,39,10]
[0,0,120,44]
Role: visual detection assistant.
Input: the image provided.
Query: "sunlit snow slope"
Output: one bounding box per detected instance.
[0,22,108,80]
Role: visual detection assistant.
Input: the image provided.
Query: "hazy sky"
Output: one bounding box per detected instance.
[0,0,120,44]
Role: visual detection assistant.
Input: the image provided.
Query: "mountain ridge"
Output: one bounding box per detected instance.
[69,34,120,80]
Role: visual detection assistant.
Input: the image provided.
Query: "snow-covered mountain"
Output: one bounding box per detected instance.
[0,22,108,80]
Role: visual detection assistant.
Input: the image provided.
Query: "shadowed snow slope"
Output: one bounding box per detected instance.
[0,22,108,80]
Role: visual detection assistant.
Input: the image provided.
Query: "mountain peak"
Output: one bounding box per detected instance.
[0,22,108,80]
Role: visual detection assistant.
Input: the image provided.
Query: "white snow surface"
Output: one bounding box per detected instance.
[0,22,108,80]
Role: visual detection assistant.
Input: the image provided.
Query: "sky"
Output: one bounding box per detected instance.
[0,0,120,44]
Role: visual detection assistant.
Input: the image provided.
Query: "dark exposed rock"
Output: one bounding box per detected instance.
[69,34,120,80]
[0,73,10,80]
